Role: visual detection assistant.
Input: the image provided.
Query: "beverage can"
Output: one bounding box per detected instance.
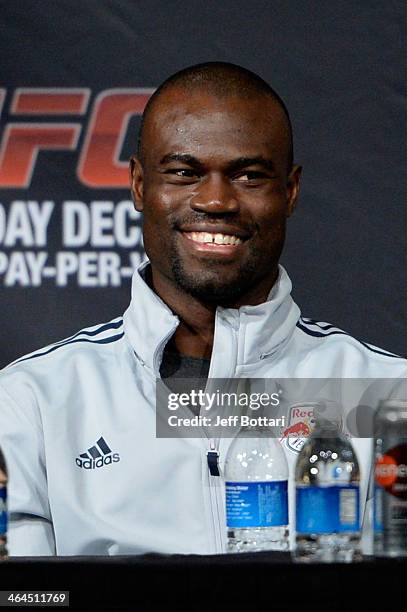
[373,399,407,557]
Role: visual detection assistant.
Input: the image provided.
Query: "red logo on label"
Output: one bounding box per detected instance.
[375,444,407,499]
[283,422,311,437]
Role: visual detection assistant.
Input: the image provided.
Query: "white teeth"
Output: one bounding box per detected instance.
[184,231,244,245]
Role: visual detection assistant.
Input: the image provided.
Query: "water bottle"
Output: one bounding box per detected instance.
[294,402,361,562]
[0,448,7,559]
[224,422,289,552]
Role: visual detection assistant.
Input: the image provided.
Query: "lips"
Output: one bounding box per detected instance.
[179,231,248,259]
[176,223,251,258]
[182,231,243,245]
[179,223,249,238]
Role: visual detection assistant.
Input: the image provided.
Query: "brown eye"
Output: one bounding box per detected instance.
[166,169,197,178]
[234,172,268,182]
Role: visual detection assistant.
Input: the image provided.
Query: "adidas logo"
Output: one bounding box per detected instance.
[76,436,120,469]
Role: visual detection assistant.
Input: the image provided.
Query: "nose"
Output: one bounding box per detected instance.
[190,174,239,213]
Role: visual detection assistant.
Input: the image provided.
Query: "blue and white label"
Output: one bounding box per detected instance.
[296,484,360,534]
[0,487,7,535]
[226,480,288,528]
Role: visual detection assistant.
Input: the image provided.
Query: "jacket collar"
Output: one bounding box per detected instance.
[123,260,300,375]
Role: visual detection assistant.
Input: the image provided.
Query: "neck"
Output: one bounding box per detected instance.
[147,265,279,359]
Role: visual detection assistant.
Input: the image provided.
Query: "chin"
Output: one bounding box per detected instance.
[172,264,249,304]
[182,281,247,304]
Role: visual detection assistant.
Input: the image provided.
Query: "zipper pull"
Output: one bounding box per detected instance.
[207,451,220,476]
[207,440,220,476]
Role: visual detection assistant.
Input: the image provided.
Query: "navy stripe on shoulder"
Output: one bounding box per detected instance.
[8,318,124,367]
[300,318,338,331]
[296,318,401,359]
[356,339,401,359]
[14,332,125,365]
[296,320,348,339]
[50,318,123,347]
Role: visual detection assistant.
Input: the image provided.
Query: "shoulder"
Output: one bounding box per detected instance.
[296,316,401,358]
[294,315,406,374]
[0,317,129,429]
[0,316,125,385]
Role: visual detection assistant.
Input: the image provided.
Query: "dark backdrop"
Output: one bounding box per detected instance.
[0,0,405,367]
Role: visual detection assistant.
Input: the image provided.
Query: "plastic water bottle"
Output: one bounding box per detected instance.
[294,405,361,562]
[224,423,289,552]
[0,448,7,559]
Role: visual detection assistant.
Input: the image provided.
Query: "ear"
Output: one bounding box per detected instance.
[129,156,144,212]
[286,164,302,218]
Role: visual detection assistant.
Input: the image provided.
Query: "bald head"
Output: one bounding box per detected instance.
[137,62,294,171]
[130,61,302,310]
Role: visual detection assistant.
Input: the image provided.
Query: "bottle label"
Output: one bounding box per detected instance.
[374,444,407,535]
[296,484,360,534]
[374,445,407,500]
[0,486,7,535]
[226,480,288,528]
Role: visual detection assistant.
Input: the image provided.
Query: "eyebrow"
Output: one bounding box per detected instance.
[159,153,275,173]
[159,153,204,169]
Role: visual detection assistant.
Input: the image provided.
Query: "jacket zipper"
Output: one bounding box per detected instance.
[204,313,238,553]
[152,313,228,553]
[207,438,225,553]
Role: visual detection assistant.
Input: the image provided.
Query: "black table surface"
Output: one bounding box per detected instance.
[2,552,406,610]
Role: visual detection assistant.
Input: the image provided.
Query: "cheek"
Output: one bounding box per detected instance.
[143,184,188,221]
[250,198,288,232]
[143,182,163,205]
[141,195,172,230]
[141,193,179,251]
[155,191,174,209]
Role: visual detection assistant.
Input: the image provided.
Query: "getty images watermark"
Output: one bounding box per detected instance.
[166,387,284,429]
[155,377,407,439]
[156,378,285,437]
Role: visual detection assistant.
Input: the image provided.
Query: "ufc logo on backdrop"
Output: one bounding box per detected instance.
[0,88,153,188]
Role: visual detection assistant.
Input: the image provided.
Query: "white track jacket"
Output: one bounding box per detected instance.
[0,263,406,555]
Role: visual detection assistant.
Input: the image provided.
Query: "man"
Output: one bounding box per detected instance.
[0,62,405,556]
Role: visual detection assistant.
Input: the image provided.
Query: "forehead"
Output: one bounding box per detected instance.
[142,88,289,163]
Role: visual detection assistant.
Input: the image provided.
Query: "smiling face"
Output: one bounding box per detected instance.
[131,87,301,307]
